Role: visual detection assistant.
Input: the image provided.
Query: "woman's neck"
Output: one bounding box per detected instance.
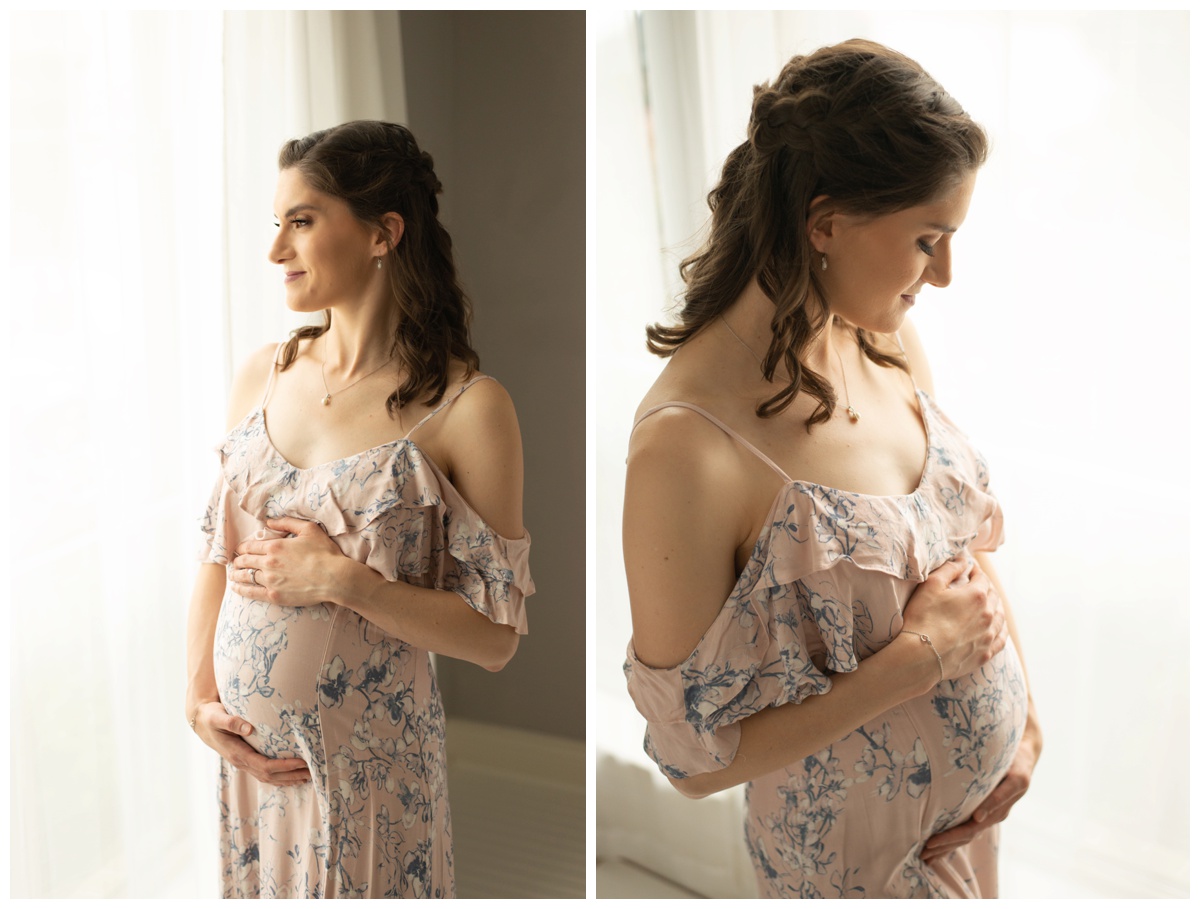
[322,303,399,376]
[720,279,848,379]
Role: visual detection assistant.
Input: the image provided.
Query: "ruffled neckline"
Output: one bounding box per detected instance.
[219,407,530,547]
[255,406,421,474]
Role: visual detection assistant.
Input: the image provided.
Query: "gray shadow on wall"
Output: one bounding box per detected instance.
[399,10,586,898]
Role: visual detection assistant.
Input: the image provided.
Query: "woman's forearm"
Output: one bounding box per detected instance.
[673,634,940,798]
[330,557,520,672]
[973,552,1042,754]
[186,562,229,718]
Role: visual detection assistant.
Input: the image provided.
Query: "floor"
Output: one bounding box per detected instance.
[446,718,586,899]
[597,812,1190,899]
[597,858,704,898]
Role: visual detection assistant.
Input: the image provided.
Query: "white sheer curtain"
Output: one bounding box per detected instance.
[595,10,1189,898]
[9,11,405,897]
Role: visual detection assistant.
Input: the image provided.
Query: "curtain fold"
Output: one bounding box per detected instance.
[10,11,226,897]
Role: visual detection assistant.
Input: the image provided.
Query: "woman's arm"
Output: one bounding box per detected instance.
[185,342,310,784]
[624,407,1008,799]
[229,377,526,672]
[186,343,275,718]
[184,561,231,720]
[919,551,1041,860]
[663,557,1006,798]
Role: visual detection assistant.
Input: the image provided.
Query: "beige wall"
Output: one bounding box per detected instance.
[400,11,586,740]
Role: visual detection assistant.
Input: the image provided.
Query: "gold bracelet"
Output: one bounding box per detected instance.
[899,630,944,682]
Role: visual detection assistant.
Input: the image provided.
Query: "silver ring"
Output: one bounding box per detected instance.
[249,568,259,586]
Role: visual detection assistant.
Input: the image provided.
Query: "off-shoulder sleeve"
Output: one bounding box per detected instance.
[349,448,533,635]
[197,472,224,562]
[437,514,532,635]
[198,468,259,565]
[623,500,844,779]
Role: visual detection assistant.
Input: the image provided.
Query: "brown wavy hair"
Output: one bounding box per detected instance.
[647,39,989,427]
[276,120,479,415]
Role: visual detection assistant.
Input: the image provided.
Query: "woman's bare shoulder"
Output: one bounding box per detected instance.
[441,366,517,433]
[431,367,524,538]
[624,384,749,669]
[629,368,732,473]
[226,341,283,431]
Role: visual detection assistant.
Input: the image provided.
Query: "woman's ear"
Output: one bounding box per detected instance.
[806,194,835,254]
[376,212,404,255]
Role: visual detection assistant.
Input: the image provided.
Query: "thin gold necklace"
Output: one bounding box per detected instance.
[720,314,861,422]
[320,335,395,406]
[832,343,861,422]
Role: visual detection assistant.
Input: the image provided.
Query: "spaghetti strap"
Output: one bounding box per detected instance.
[260,342,287,411]
[403,374,495,440]
[632,401,793,484]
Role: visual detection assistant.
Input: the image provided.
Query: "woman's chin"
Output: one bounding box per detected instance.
[283,297,326,315]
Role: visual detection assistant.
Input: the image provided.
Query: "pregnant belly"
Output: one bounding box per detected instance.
[212,590,337,759]
[748,639,1028,861]
[911,638,1028,820]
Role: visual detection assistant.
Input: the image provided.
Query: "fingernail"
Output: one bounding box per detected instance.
[975,810,988,822]
[242,724,253,735]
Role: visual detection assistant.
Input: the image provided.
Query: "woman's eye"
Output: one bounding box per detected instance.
[290,218,310,228]
[918,239,936,256]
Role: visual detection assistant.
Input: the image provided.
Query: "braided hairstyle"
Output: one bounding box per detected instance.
[276,120,479,414]
[647,39,988,427]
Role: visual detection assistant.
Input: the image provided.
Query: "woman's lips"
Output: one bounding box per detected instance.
[901,294,916,306]
[285,271,305,283]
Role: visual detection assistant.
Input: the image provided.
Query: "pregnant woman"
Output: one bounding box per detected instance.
[623,41,1040,897]
[184,121,533,898]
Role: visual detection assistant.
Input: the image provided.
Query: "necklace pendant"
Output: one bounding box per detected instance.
[322,394,332,406]
[847,404,861,422]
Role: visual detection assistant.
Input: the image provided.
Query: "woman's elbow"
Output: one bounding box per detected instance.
[480,626,520,672]
[668,771,721,800]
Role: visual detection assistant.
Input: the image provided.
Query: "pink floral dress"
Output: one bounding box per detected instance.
[200,372,532,898]
[625,391,1026,897]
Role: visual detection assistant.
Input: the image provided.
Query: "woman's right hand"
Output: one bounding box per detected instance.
[901,556,1008,683]
[190,700,312,785]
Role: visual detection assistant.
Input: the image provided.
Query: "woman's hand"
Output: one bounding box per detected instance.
[920,721,1041,862]
[230,517,344,607]
[190,700,312,786]
[901,557,1008,683]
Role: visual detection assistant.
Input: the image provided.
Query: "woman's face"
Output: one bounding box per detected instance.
[269,167,381,313]
[814,171,976,334]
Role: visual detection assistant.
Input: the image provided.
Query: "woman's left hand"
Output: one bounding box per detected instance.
[230,517,345,607]
[919,721,1041,863]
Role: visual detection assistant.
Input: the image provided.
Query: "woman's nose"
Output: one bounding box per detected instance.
[923,243,952,288]
[267,229,289,264]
